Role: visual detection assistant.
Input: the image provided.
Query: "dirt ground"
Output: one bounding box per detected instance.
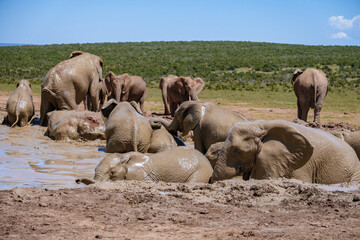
[0,94,360,239]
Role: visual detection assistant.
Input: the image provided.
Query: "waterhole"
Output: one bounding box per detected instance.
[0,125,105,189]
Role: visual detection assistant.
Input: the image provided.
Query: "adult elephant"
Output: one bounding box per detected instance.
[76,147,213,184]
[212,120,360,184]
[40,51,104,126]
[102,99,177,153]
[160,75,205,116]
[104,71,146,113]
[6,79,35,127]
[292,68,328,122]
[150,101,247,154]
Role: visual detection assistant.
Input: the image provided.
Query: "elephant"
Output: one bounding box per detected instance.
[150,101,247,154]
[331,130,360,160]
[211,120,360,184]
[205,142,224,168]
[76,147,213,184]
[102,99,178,154]
[104,71,146,113]
[6,79,35,127]
[40,51,104,126]
[160,75,205,116]
[45,110,105,141]
[292,68,328,122]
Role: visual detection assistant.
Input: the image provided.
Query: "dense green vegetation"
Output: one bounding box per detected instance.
[0,41,359,92]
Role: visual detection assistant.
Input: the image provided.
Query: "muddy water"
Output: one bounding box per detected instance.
[0,125,105,189]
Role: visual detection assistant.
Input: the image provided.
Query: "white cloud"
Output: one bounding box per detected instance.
[329,15,360,30]
[331,32,349,39]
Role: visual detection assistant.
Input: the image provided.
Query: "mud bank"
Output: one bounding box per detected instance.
[1,179,359,239]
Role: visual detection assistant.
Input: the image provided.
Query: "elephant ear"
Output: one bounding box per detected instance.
[292,69,303,83]
[122,74,132,94]
[101,99,118,118]
[193,77,205,95]
[69,51,84,59]
[251,121,314,179]
[181,102,203,135]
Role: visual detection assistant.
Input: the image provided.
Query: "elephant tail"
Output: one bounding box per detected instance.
[311,74,317,109]
[10,95,22,128]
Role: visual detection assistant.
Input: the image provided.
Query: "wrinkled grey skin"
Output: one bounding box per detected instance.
[77,147,213,184]
[150,101,247,154]
[212,120,360,184]
[292,68,328,122]
[104,71,146,113]
[6,79,35,127]
[102,99,152,153]
[160,75,205,116]
[331,130,360,160]
[40,51,103,126]
[148,126,177,153]
[205,142,224,169]
[46,110,105,141]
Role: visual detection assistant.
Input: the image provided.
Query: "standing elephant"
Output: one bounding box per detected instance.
[150,101,247,154]
[6,79,35,127]
[160,75,205,116]
[76,147,213,184]
[102,99,177,154]
[40,51,104,126]
[212,120,360,184]
[292,68,328,122]
[104,71,146,113]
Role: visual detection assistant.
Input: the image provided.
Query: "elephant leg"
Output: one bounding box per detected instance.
[170,102,177,117]
[297,99,302,120]
[139,91,146,113]
[83,94,88,110]
[299,100,310,122]
[314,97,325,123]
[89,81,99,112]
[193,127,206,154]
[40,97,54,126]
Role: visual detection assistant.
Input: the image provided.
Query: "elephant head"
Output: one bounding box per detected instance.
[292,69,303,83]
[17,79,32,94]
[101,99,142,119]
[150,101,204,135]
[76,153,130,185]
[104,72,131,102]
[212,120,314,182]
[179,76,205,101]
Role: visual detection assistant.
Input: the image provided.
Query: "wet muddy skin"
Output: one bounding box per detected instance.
[0,125,105,189]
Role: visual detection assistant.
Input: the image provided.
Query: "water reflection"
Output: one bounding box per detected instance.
[0,125,105,189]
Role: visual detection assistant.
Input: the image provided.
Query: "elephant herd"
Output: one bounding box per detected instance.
[4,51,360,186]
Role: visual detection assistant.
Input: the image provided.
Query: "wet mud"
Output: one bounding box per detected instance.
[0,125,105,189]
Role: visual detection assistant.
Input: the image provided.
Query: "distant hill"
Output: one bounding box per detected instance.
[0,41,359,90]
[0,43,26,47]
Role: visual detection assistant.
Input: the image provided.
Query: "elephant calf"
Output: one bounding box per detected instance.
[6,79,35,127]
[77,147,213,184]
[212,120,360,184]
[46,110,105,141]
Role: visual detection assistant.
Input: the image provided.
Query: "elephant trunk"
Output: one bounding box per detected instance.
[212,156,238,182]
[114,88,122,102]
[150,117,179,135]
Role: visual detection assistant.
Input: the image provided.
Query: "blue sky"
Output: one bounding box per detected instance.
[0,0,359,45]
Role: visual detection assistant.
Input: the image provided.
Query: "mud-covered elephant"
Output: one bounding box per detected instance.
[102,99,177,154]
[39,51,104,126]
[104,71,146,113]
[76,147,213,184]
[160,75,205,116]
[6,79,35,127]
[331,130,360,160]
[150,101,247,154]
[292,68,328,122]
[46,110,105,141]
[212,120,360,184]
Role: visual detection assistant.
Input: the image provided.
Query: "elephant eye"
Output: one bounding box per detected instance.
[110,170,115,176]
